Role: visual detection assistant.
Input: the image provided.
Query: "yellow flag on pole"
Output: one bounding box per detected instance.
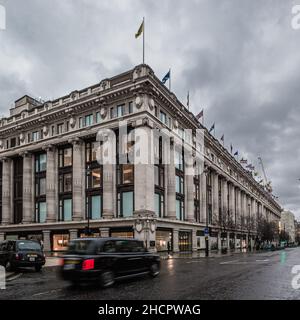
[135,20,144,38]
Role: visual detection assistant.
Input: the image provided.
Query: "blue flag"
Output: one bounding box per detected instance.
[234,151,238,156]
[162,70,170,84]
[209,123,215,133]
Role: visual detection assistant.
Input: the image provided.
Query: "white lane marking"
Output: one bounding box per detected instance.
[6,273,23,282]
[256,259,269,262]
[32,288,63,297]
[186,260,203,264]
[220,260,239,265]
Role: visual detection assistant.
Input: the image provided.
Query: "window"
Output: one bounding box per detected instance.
[86,141,103,220]
[128,101,133,114]
[86,195,102,220]
[96,112,101,123]
[176,199,184,220]
[35,153,47,223]
[59,173,72,193]
[35,153,47,172]
[155,193,164,218]
[36,177,46,196]
[10,137,16,148]
[85,114,93,126]
[175,150,183,171]
[59,147,72,168]
[122,164,134,184]
[79,117,84,128]
[32,131,39,142]
[57,123,64,135]
[160,111,167,125]
[176,175,184,194]
[59,199,72,221]
[117,104,125,117]
[118,191,134,217]
[35,202,46,223]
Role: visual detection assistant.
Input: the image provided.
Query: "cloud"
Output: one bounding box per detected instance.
[0,0,299,218]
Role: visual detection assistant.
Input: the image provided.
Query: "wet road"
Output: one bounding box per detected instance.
[1,247,300,300]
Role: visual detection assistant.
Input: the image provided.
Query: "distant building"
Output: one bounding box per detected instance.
[295,220,300,244]
[280,211,296,243]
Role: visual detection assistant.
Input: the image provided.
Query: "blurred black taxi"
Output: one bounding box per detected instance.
[60,238,160,287]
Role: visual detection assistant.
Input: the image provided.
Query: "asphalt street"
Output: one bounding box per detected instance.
[1,247,300,300]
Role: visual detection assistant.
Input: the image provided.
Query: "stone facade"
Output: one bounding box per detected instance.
[0,64,282,252]
[280,211,296,243]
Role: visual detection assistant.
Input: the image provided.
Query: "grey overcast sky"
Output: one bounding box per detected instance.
[0,0,299,218]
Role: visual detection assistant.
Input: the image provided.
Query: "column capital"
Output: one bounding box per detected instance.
[68,137,83,146]
[42,144,56,152]
[19,151,32,158]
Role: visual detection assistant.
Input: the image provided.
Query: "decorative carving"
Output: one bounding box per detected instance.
[100,106,107,119]
[149,98,155,110]
[69,117,76,128]
[70,91,78,101]
[19,133,25,143]
[42,125,49,136]
[135,96,143,109]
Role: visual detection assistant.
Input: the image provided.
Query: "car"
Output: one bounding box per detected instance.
[0,240,46,272]
[60,237,160,287]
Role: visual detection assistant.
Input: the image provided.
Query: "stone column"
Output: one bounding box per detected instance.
[185,153,195,222]
[192,229,198,252]
[200,171,207,223]
[22,152,34,223]
[230,184,235,224]
[46,146,57,223]
[99,227,110,237]
[227,231,230,249]
[173,229,179,252]
[218,231,222,251]
[212,172,219,224]
[1,158,12,225]
[102,164,114,219]
[72,139,85,221]
[236,188,241,227]
[234,233,237,250]
[0,232,5,241]
[69,229,78,240]
[223,179,228,216]
[134,126,155,217]
[42,230,51,252]
[166,141,176,219]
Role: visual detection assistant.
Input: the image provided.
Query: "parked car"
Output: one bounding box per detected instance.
[0,240,46,272]
[60,238,160,287]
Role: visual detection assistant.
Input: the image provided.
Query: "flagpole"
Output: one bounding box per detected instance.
[143,17,145,64]
[169,68,171,91]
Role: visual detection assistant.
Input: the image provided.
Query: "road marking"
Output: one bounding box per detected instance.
[6,273,23,282]
[220,260,239,265]
[186,260,203,264]
[256,259,269,262]
[32,288,62,297]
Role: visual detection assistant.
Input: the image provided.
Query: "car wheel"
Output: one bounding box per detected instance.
[149,263,160,277]
[35,265,42,272]
[5,261,13,272]
[100,271,115,288]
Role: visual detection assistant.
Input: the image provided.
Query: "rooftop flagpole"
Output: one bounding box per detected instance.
[143,17,145,64]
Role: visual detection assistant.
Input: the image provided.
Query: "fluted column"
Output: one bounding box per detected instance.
[102,164,114,219]
[1,158,12,225]
[134,126,155,216]
[72,139,85,221]
[212,172,219,224]
[222,179,228,217]
[229,183,235,224]
[46,146,57,223]
[200,171,207,223]
[22,152,34,223]
[166,141,176,219]
[185,152,195,222]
